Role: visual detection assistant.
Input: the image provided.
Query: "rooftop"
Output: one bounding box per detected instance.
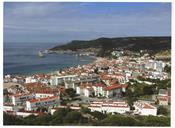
[28,96,59,103]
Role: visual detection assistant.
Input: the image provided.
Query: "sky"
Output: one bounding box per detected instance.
[3,2,171,43]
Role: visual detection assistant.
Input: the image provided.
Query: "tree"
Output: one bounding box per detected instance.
[65,88,76,98]
[3,112,25,125]
[63,111,87,124]
[51,108,70,125]
[100,115,136,126]
[144,116,170,126]
[34,114,52,125]
[81,107,91,114]
[143,86,154,95]
[157,106,168,115]
[91,111,107,120]
[164,65,171,73]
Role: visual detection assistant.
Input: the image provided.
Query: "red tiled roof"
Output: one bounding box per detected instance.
[13,93,32,97]
[28,96,59,103]
[143,103,155,109]
[25,82,45,87]
[35,89,60,94]
[105,84,122,91]
[95,83,104,87]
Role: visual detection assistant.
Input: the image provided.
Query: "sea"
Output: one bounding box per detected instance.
[4,42,95,75]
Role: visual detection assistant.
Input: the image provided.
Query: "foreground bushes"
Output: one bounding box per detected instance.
[4,108,170,126]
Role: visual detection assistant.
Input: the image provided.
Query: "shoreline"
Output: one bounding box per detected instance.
[4,54,98,76]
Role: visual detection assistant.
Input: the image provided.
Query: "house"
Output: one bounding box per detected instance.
[76,86,83,95]
[16,110,45,117]
[35,88,60,98]
[157,88,171,105]
[64,80,80,89]
[92,83,105,97]
[25,76,38,83]
[133,100,157,116]
[50,75,78,86]
[35,92,55,98]
[157,96,168,106]
[104,84,127,98]
[84,86,94,97]
[3,103,18,112]
[26,96,60,111]
[88,100,130,114]
[11,93,35,106]
[76,84,94,97]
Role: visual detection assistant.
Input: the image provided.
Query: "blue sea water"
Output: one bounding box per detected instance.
[4,42,94,75]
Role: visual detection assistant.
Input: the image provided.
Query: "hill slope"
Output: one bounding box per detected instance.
[50,36,171,57]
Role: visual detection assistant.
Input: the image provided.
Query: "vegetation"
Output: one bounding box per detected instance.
[164,65,171,74]
[65,88,76,98]
[50,36,171,57]
[124,78,170,106]
[157,106,168,116]
[4,109,170,126]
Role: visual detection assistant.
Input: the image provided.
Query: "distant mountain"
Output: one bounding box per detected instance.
[50,36,171,57]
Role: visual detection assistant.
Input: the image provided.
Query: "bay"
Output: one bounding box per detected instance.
[4,42,94,75]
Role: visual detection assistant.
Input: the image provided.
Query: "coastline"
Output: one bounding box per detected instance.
[4,53,97,76]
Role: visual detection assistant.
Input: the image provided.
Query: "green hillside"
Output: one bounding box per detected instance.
[50,36,171,57]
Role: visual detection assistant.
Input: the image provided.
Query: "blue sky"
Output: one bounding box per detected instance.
[4,2,171,43]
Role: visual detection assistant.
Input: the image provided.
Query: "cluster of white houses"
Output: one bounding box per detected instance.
[3,54,170,118]
[4,92,60,112]
[49,74,128,98]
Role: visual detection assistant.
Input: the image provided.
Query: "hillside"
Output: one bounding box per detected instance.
[50,36,171,57]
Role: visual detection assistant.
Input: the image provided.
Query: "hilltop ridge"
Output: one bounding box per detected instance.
[50,36,171,57]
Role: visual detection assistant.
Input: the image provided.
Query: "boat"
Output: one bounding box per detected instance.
[38,51,45,57]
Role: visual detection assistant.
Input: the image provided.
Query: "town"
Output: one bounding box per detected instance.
[3,50,171,125]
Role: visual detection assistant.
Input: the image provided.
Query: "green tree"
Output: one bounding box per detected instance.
[65,88,76,98]
[157,106,168,115]
[100,115,136,126]
[34,114,52,125]
[3,112,25,125]
[63,111,87,124]
[91,111,107,120]
[144,116,170,126]
[51,108,70,125]
[81,107,91,114]
[164,65,171,73]
[143,86,154,95]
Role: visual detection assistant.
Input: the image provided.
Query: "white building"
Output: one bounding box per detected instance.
[11,93,35,106]
[157,96,169,106]
[50,75,78,86]
[3,104,18,112]
[103,84,127,98]
[145,60,165,72]
[92,83,105,97]
[35,93,55,98]
[25,76,38,83]
[133,101,157,116]
[16,111,43,117]
[26,96,60,111]
[84,86,94,97]
[88,101,130,114]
